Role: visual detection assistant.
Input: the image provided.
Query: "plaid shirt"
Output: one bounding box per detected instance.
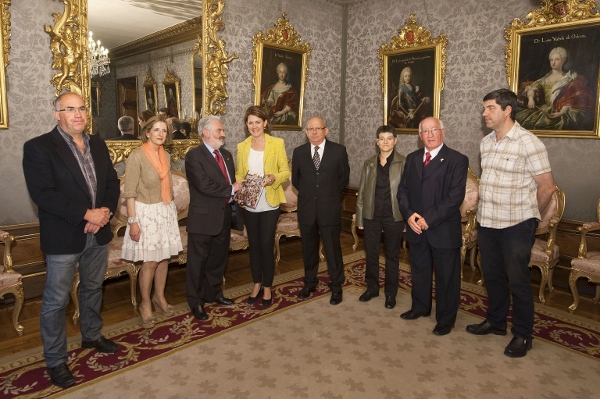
[57,126,98,208]
[477,121,551,229]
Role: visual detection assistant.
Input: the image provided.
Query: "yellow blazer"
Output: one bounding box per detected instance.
[236,134,290,207]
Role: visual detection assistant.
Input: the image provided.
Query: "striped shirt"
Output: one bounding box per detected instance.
[57,126,98,208]
[477,121,551,229]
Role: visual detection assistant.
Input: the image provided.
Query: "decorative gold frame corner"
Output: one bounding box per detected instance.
[505,0,600,138]
[163,69,181,118]
[0,0,11,129]
[378,14,448,134]
[143,71,158,114]
[44,0,89,100]
[252,13,311,131]
[202,0,237,116]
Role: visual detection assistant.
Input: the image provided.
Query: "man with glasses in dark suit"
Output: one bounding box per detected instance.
[292,116,350,305]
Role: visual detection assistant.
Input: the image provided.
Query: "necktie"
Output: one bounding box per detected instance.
[424,151,431,166]
[313,146,321,170]
[214,150,230,184]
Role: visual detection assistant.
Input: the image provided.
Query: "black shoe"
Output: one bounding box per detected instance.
[330,291,343,305]
[432,323,454,336]
[384,295,396,309]
[248,287,264,304]
[215,297,233,306]
[359,290,379,302]
[47,363,75,388]
[466,320,507,336]
[262,297,273,307]
[504,336,532,358]
[400,310,430,320]
[81,336,119,354]
[297,286,316,299]
[192,305,208,320]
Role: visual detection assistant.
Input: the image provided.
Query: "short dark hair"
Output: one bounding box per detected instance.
[243,105,270,135]
[159,107,170,116]
[140,115,172,145]
[138,110,155,123]
[181,122,192,136]
[169,117,182,131]
[375,125,397,138]
[483,89,517,121]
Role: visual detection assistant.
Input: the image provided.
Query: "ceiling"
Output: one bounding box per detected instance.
[88,0,363,51]
[88,0,202,50]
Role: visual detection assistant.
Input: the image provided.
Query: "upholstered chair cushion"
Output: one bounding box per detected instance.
[460,176,479,218]
[538,192,558,231]
[281,179,298,210]
[277,212,300,232]
[530,238,559,262]
[107,237,129,270]
[0,271,22,288]
[172,174,190,215]
[571,252,600,274]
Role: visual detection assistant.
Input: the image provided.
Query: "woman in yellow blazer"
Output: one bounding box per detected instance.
[236,105,290,306]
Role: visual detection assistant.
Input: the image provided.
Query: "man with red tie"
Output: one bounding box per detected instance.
[185,116,244,320]
[397,117,468,336]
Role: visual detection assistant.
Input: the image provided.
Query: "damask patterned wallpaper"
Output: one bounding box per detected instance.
[0,0,61,225]
[1,0,599,226]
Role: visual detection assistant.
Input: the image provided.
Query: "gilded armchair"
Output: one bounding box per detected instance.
[0,230,24,336]
[528,185,565,303]
[568,199,600,312]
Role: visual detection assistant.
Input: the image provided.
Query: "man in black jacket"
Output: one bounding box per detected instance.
[22,92,121,388]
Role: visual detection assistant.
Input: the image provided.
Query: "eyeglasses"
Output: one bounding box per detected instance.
[57,107,87,114]
[306,127,326,133]
[420,127,443,135]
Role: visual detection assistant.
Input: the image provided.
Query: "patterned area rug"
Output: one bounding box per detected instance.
[0,252,599,398]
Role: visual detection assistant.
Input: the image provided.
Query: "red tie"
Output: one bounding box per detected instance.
[424,151,431,166]
[214,150,230,184]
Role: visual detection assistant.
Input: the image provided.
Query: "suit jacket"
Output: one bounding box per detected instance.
[172,130,186,140]
[292,139,350,226]
[397,144,468,249]
[236,134,290,207]
[22,127,120,254]
[108,133,138,140]
[185,144,243,235]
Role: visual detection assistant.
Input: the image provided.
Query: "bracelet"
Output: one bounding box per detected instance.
[127,216,139,224]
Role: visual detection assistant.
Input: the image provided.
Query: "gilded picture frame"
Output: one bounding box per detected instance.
[163,69,180,119]
[0,0,11,129]
[143,71,158,114]
[90,81,100,117]
[506,0,600,139]
[252,13,311,131]
[378,14,447,134]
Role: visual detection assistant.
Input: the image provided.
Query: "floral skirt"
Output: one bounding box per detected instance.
[121,201,183,263]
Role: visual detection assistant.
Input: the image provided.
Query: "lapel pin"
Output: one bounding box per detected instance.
[441,158,445,162]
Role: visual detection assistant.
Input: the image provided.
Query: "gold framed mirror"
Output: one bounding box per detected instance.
[0,0,11,129]
[45,0,236,164]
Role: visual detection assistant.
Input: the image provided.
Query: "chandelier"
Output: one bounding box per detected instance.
[88,31,110,77]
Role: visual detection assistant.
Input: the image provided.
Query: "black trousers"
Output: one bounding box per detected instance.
[408,232,461,326]
[363,217,404,296]
[299,221,345,293]
[243,208,280,287]
[186,206,231,308]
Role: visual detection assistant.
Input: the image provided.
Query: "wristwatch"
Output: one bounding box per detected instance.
[127,216,139,224]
